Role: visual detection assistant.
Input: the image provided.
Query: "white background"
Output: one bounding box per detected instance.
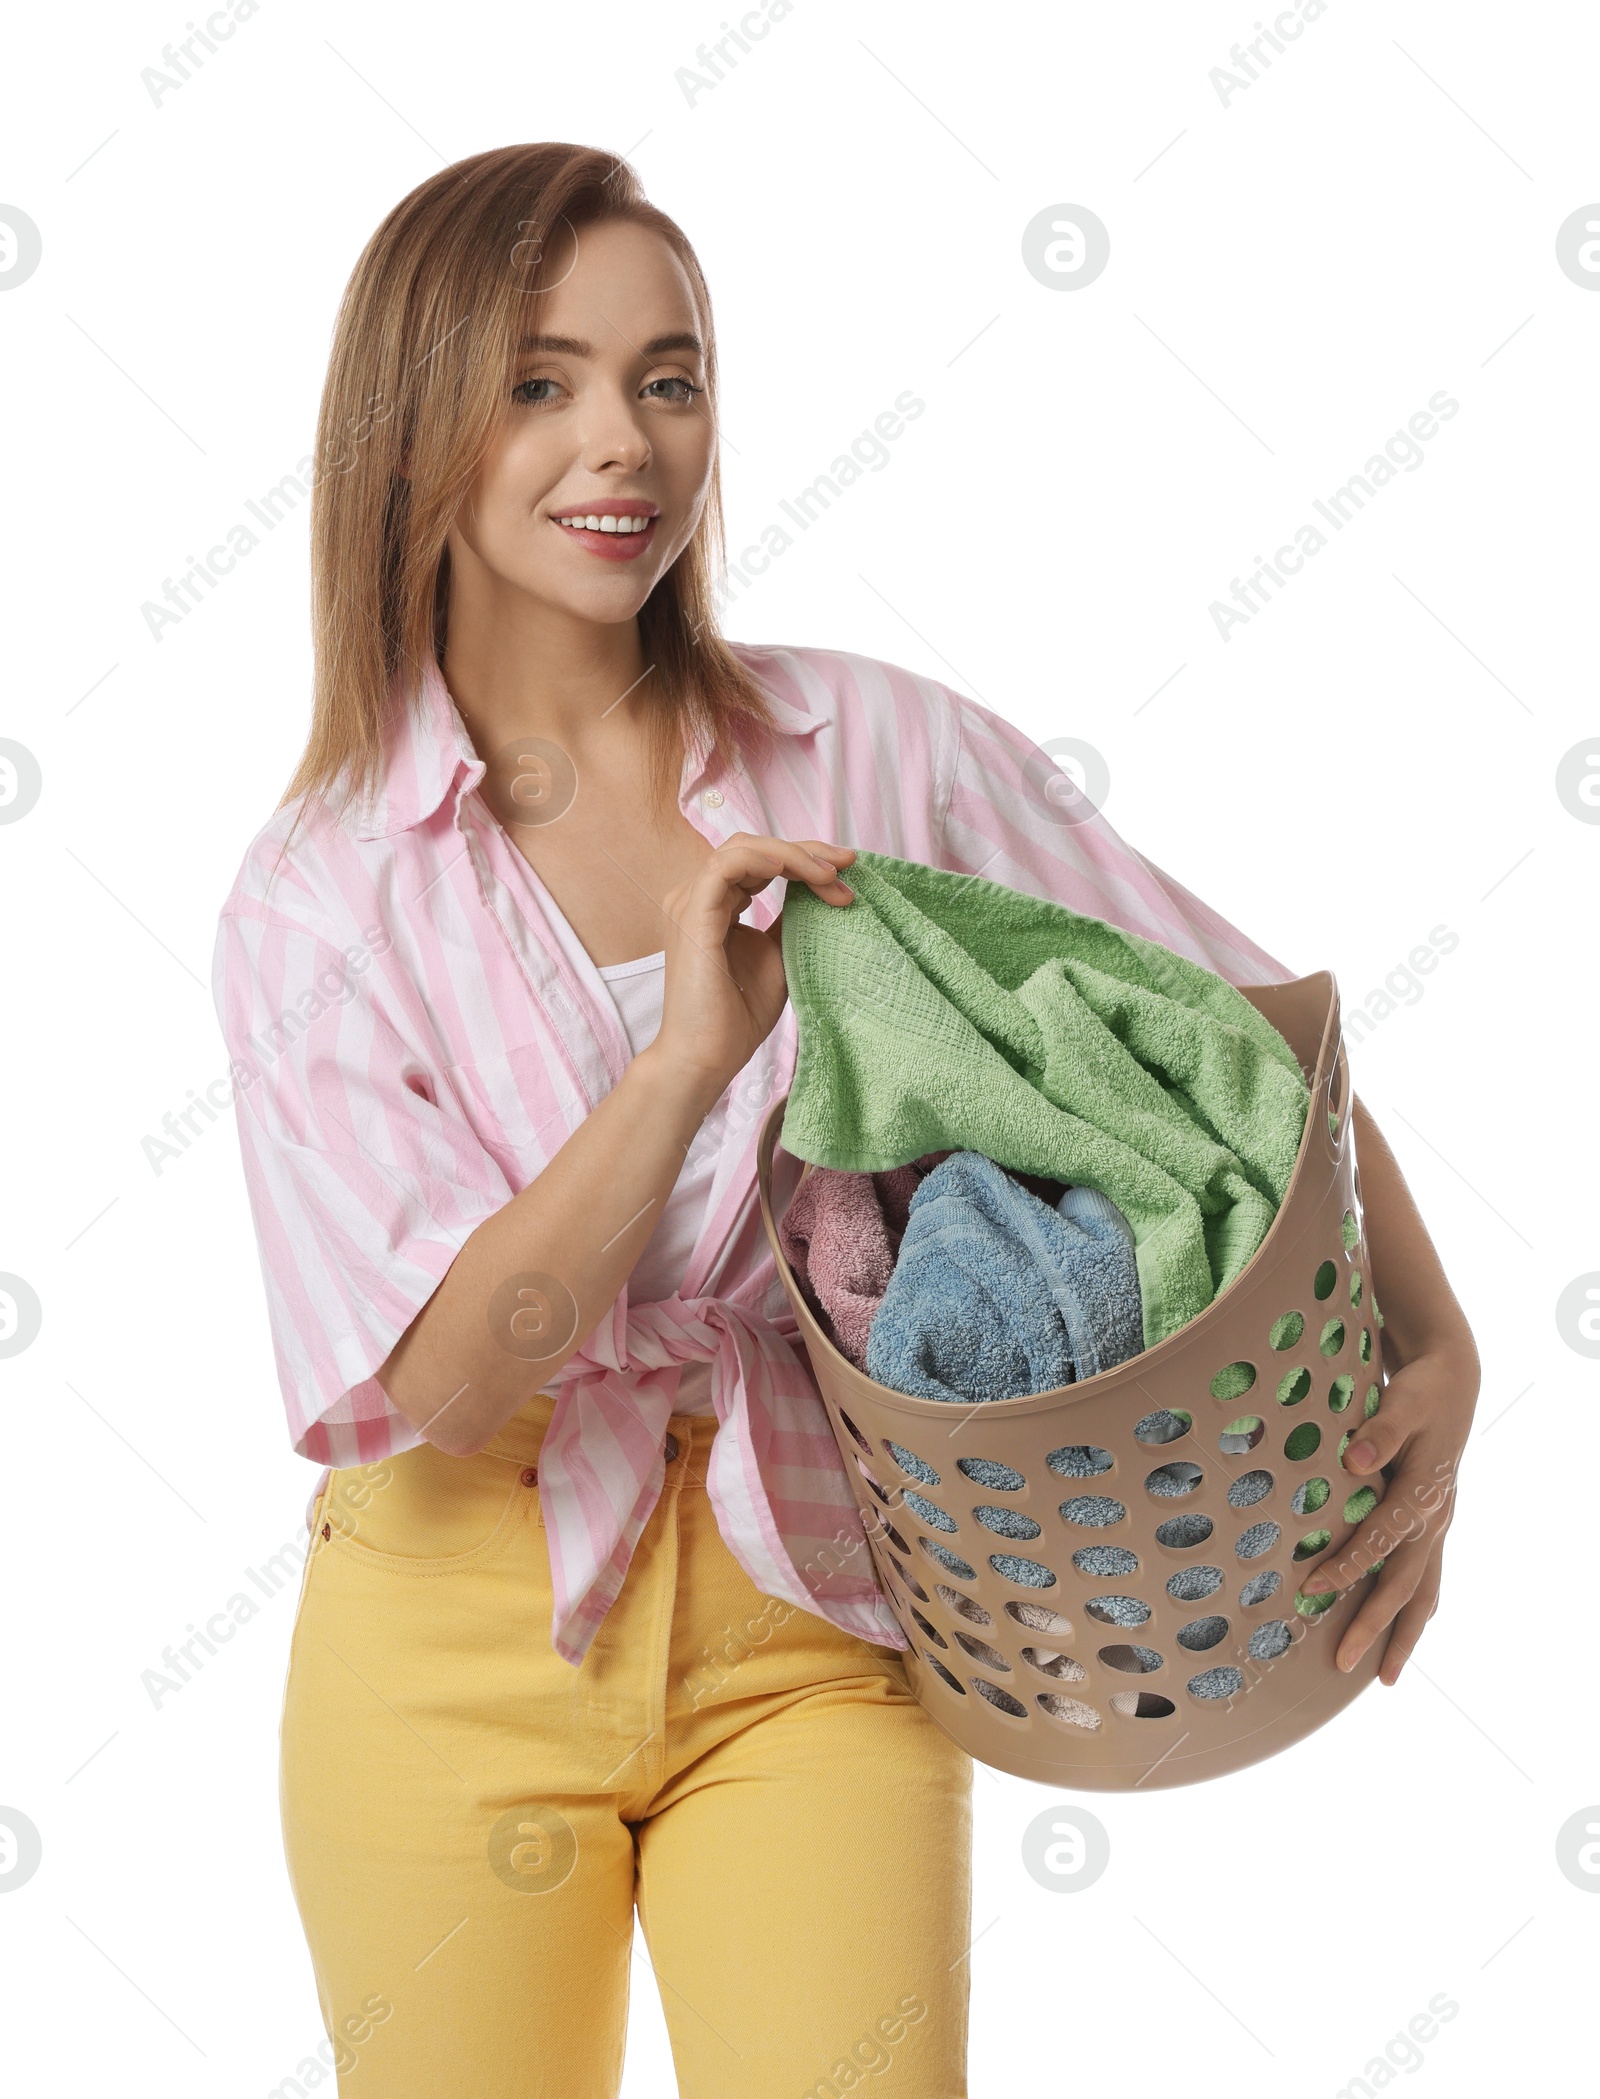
[2,1,1596,2092]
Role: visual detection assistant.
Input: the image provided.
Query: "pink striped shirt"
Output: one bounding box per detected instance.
[212,644,1293,1664]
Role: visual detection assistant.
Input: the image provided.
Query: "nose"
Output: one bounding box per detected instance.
[578,383,653,478]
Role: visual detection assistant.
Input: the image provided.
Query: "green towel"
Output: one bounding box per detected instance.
[779,851,1310,1350]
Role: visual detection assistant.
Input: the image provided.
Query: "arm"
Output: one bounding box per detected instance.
[1297,1095,1481,1681]
[931,683,1477,1678]
[376,835,856,1456]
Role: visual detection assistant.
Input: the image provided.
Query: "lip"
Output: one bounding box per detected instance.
[549,500,660,564]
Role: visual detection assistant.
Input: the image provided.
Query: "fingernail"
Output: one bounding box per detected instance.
[1303,1576,1332,1593]
[1347,1441,1378,1470]
[1339,1641,1368,1673]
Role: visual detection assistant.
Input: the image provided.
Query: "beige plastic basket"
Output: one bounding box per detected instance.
[757,971,1392,1789]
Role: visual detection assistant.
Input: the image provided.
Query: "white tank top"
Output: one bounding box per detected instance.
[576,946,728,1417]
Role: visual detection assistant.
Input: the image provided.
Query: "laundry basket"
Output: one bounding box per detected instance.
[756,971,1392,1789]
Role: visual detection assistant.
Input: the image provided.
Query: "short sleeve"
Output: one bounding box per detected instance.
[938,688,1296,988]
[213,903,514,1465]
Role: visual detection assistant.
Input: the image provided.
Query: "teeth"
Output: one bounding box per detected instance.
[558,513,652,534]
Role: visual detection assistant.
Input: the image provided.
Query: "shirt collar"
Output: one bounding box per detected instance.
[351,647,830,842]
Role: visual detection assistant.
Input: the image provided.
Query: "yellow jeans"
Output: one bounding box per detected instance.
[282,1391,974,2097]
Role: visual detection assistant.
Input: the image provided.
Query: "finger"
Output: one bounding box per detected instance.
[1299,1464,1451,1607]
[709,835,855,905]
[790,837,858,874]
[1375,1568,1441,1686]
[1336,1379,1411,1477]
[1335,1548,1419,1669]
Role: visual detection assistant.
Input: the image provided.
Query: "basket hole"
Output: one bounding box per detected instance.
[1328,1375,1354,1414]
[903,1491,956,1533]
[1337,1430,1354,1460]
[1344,1486,1378,1524]
[1086,1594,1152,1627]
[1110,1691,1175,1719]
[1177,1615,1229,1651]
[1348,1270,1363,1309]
[973,1504,1041,1541]
[957,1456,1025,1491]
[954,1631,1010,1671]
[1276,1367,1311,1407]
[924,1654,966,1693]
[1341,1208,1359,1252]
[971,1677,1027,1717]
[876,1519,910,1556]
[1037,1693,1102,1730]
[1235,1521,1281,1561]
[1247,1619,1292,1661]
[919,1539,975,1580]
[1291,1477,1330,1516]
[857,1466,892,1504]
[1319,1318,1346,1358]
[1154,1514,1213,1550]
[1145,1462,1203,1500]
[1358,1326,1373,1364]
[1364,1385,1382,1420]
[935,1583,991,1626]
[1295,1586,1339,1618]
[1293,1529,1333,1561]
[1073,1544,1140,1576]
[1220,1415,1264,1456]
[1240,1569,1282,1607]
[888,1554,929,1601]
[1166,1565,1223,1602]
[1046,1444,1114,1479]
[1099,1643,1164,1674]
[840,1409,872,1456]
[990,1554,1056,1588]
[885,1441,940,1486]
[1284,1422,1322,1462]
[1270,1312,1305,1351]
[1023,1647,1086,1681]
[1059,1495,1126,1528]
[1134,1408,1192,1445]
[1186,1665,1244,1702]
[1313,1260,1338,1301]
[911,1610,946,1648]
[1209,1361,1257,1401]
[1227,1470,1274,1509]
[1006,1600,1074,1636]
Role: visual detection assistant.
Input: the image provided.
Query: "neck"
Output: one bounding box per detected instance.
[440,559,653,759]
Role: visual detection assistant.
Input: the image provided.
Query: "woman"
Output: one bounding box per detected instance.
[213,142,1479,2098]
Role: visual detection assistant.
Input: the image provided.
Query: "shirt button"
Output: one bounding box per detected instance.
[701,788,723,809]
[663,1433,680,1463]
[520,1467,538,1487]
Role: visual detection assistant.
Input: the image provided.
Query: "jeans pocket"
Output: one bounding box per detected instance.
[323,1441,534,1572]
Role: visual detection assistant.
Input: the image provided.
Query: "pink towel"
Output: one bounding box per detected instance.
[779,1161,934,1367]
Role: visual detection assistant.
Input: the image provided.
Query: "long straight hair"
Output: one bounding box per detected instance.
[281,142,772,817]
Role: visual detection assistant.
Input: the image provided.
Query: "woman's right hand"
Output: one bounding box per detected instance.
[647,833,856,1110]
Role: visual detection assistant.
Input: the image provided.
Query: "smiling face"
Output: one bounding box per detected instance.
[445,215,716,630]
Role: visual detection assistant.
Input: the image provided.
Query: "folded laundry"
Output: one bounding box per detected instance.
[864,1153,1144,1408]
[777,1160,927,1368]
[780,850,1310,1349]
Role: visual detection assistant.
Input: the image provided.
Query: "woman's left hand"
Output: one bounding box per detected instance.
[1297,1340,1479,1683]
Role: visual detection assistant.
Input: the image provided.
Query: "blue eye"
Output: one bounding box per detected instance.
[512,377,560,406]
[645,376,703,404]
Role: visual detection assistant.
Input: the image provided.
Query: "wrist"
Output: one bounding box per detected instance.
[628,1040,729,1128]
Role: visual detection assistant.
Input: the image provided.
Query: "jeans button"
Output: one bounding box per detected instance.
[663,1432,680,1463]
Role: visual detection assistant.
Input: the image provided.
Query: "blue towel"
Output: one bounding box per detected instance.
[863,1153,1143,1406]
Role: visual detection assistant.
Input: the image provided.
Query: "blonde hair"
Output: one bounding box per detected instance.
[282,141,771,815]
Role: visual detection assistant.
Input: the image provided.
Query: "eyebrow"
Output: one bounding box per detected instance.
[515,331,705,359]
